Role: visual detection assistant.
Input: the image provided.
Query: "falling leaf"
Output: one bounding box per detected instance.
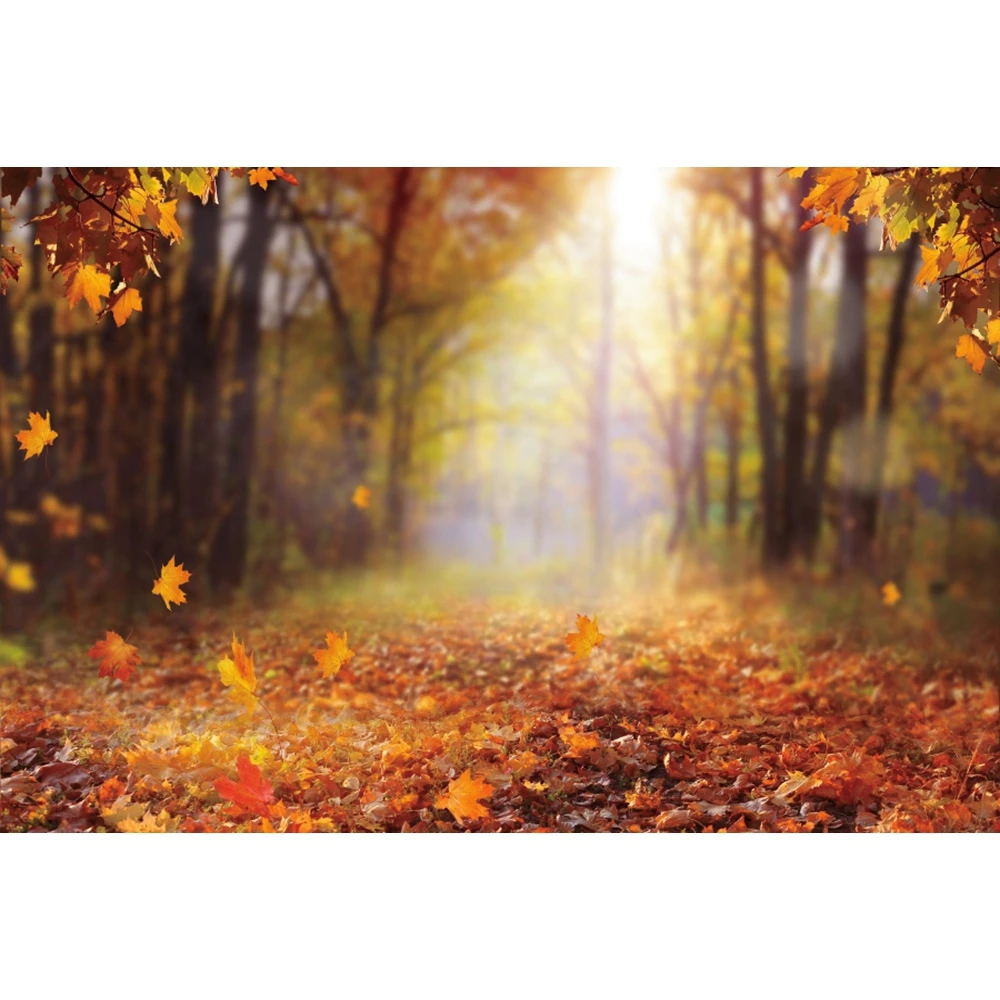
[16,411,58,460]
[218,635,258,717]
[64,263,111,313]
[0,547,36,592]
[152,556,191,610]
[214,754,275,817]
[313,630,355,679]
[955,333,988,373]
[39,493,82,539]
[110,287,143,327]
[435,770,493,824]
[563,613,605,660]
[351,485,371,510]
[881,581,901,607]
[88,631,141,683]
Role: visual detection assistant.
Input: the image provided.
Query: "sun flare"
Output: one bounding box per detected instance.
[609,166,668,264]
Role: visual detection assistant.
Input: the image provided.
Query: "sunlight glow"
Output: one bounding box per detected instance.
[609,166,667,267]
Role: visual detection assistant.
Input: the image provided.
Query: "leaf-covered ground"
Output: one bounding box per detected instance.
[2,582,998,832]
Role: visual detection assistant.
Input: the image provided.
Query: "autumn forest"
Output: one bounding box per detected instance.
[1,166,998,833]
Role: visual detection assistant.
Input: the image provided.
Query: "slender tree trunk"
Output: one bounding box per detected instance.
[777,171,813,562]
[862,235,919,556]
[748,168,780,567]
[694,427,708,529]
[533,433,551,559]
[209,182,273,592]
[181,179,224,563]
[804,220,868,563]
[724,368,741,536]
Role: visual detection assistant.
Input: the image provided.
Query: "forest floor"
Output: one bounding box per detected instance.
[2,572,998,832]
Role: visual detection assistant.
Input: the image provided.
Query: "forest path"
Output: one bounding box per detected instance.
[2,585,998,831]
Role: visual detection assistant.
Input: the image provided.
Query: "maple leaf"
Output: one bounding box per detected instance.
[218,635,258,717]
[152,556,191,610]
[986,318,1000,345]
[156,200,183,242]
[110,287,142,327]
[117,809,178,833]
[64,263,111,314]
[313,630,355,679]
[273,167,299,186]
[881,581,901,607]
[435,769,493,825]
[955,333,988,374]
[563,613,605,660]
[214,754,275,817]
[16,411,58,460]
[249,168,276,190]
[351,485,371,509]
[88,630,141,683]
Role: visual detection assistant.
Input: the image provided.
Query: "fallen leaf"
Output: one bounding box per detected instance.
[214,755,275,817]
[218,635,258,717]
[435,769,493,824]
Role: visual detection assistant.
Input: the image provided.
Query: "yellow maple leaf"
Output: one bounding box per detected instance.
[435,769,493,825]
[881,581,901,607]
[313,630,355,679]
[986,318,1000,345]
[218,634,258,717]
[117,809,177,833]
[955,333,988,374]
[563,613,605,660]
[64,263,110,313]
[559,725,602,756]
[16,411,58,459]
[110,287,143,327]
[156,200,183,242]
[152,555,191,610]
[351,485,371,510]
[249,167,276,190]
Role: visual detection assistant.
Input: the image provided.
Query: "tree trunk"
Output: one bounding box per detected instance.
[804,220,869,564]
[777,171,813,562]
[748,168,780,567]
[181,178,224,563]
[208,182,273,593]
[724,368,741,536]
[862,235,919,556]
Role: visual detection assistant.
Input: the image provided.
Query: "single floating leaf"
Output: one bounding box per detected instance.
[16,411,58,460]
[881,581,901,607]
[218,635,258,717]
[351,485,371,510]
[152,556,191,610]
[88,630,141,683]
[563,613,605,660]
[314,630,355,679]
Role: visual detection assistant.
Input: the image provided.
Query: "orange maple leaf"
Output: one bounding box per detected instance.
[563,613,605,660]
[214,754,275,817]
[881,581,901,606]
[313,630,355,679]
[110,286,142,327]
[88,630,141,683]
[248,168,277,190]
[272,167,299,186]
[218,635,258,717]
[435,770,493,825]
[152,556,191,610]
[64,263,111,313]
[955,333,988,373]
[351,485,371,510]
[16,411,58,459]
